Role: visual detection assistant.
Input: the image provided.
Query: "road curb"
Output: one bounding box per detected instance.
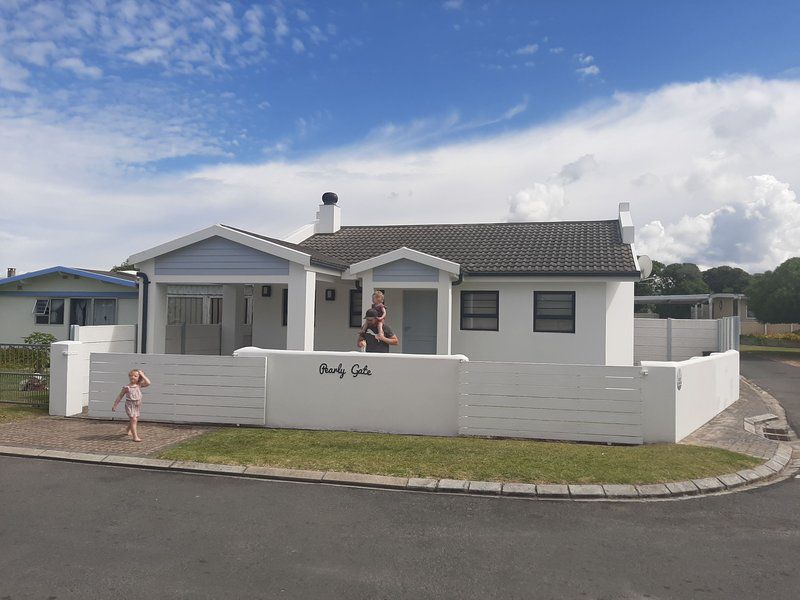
[0,442,794,501]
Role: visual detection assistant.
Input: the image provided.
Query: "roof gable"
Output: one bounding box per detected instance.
[0,266,138,288]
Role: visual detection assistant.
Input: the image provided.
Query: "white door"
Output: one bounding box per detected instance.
[402,290,437,354]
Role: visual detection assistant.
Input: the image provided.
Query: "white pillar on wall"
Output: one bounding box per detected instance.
[436,271,452,355]
[287,263,316,350]
[49,341,88,416]
[360,271,374,321]
[221,284,244,355]
[149,282,168,354]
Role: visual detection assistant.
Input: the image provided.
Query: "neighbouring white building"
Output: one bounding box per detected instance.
[126,194,641,365]
[0,267,139,343]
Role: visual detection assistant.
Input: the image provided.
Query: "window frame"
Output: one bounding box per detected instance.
[460,290,499,331]
[90,298,117,326]
[348,289,362,328]
[33,298,65,325]
[533,291,576,334]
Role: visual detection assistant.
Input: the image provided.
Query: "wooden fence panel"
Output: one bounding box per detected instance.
[459,361,644,444]
[88,353,267,425]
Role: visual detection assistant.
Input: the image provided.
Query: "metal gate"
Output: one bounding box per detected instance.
[0,344,50,407]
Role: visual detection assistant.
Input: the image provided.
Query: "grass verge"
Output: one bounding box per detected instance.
[159,428,761,485]
[0,402,48,424]
[740,344,800,356]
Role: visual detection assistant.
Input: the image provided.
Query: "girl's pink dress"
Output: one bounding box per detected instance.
[123,384,142,418]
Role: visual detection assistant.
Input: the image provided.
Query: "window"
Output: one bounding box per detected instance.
[281,288,288,326]
[168,297,204,325]
[92,299,117,325]
[243,296,252,325]
[209,297,223,324]
[33,298,65,325]
[534,291,575,333]
[70,298,91,326]
[460,291,499,331]
[349,289,362,328]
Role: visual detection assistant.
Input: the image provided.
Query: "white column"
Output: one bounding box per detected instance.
[221,284,244,355]
[49,341,88,416]
[287,263,316,350]
[360,270,374,321]
[436,271,452,355]
[148,282,168,354]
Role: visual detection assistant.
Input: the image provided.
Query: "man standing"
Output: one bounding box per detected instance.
[357,308,399,352]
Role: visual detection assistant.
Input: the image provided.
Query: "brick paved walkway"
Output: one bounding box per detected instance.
[681,380,779,460]
[0,416,211,456]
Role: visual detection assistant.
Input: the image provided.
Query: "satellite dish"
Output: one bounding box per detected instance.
[638,255,653,279]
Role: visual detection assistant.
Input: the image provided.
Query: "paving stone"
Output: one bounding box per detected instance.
[406,478,438,491]
[244,466,325,481]
[437,479,469,493]
[0,445,45,457]
[601,484,639,498]
[772,453,790,467]
[40,449,107,462]
[137,458,177,469]
[736,468,762,483]
[665,481,700,496]
[568,484,606,499]
[718,473,747,488]
[635,484,671,498]
[321,471,408,488]
[763,460,783,473]
[536,484,569,498]
[468,481,502,495]
[691,477,725,493]
[501,483,538,497]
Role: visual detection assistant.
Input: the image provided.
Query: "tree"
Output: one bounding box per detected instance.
[702,266,752,293]
[660,263,710,295]
[110,261,135,272]
[746,257,800,323]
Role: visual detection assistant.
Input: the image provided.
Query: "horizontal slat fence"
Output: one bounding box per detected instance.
[88,353,267,425]
[459,361,644,444]
[634,318,722,362]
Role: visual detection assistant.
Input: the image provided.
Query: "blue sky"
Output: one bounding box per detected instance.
[1,1,800,272]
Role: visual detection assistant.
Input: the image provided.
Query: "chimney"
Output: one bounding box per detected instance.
[315,192,341,234]
[6,267,15,277]
[618,202,634,244]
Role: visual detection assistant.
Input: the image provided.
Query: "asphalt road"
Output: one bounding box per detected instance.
[740,353,800,435]
[1,455,799,600]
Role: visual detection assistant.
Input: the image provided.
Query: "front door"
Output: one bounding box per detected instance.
[402,290,437,354]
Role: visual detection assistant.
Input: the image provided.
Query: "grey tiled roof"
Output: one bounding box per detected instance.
[300,221,639,276]
[220,224,350,270]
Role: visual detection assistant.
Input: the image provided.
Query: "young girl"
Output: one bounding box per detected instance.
[112,369,150,442]
[360,290,387,338]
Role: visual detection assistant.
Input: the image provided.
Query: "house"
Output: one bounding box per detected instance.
[635,293,749,320]
[0,266,139,343]
[126,195,641,365]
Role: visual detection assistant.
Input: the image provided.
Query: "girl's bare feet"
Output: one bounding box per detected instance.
[133,437,142,442]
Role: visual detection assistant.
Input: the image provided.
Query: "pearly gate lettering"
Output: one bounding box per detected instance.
[318,362,372,379]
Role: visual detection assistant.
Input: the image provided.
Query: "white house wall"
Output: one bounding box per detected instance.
[604,281,634,366]
[450,280,608,364]
[0,273,137,343]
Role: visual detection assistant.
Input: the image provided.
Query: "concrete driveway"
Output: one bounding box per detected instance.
[741,353,800,435]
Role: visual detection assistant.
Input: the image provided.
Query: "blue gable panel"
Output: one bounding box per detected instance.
[155,236,291,276]
[373,259,439,282]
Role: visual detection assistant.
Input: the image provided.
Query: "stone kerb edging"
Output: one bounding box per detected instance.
[0,442,794,501]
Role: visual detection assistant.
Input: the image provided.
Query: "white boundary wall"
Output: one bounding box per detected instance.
[641,350,740,443]
[87,353,267,425]
[634,318,739,363]
[51,345,740,445]
[459,361,644,444]
[235,348,465,435]
[50,325,137,415]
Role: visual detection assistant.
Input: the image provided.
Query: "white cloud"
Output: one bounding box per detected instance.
[291,37,305,53]
[549,47,564,54]
[12,41,58,66]
[577,64,600,77]
[515,43,538,55]
[443,0,464,9]
[577,53,594,65]
[54,56,102,78]
[0,54,31,92]
[3,77,800,273]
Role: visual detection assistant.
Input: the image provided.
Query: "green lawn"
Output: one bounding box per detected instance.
[159,428,761,485]
[740,344,800,356]
[0,402,48,424]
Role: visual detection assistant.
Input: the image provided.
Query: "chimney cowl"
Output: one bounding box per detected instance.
[6,267,16,277]
[321,192,338,206]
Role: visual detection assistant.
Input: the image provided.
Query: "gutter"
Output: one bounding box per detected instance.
[136,271,150,354]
